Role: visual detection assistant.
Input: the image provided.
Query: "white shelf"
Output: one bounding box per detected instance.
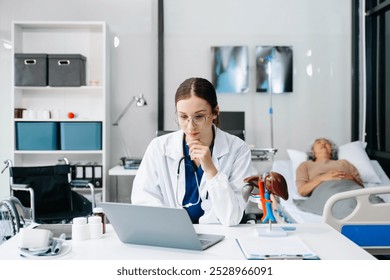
[15,86,103,90]
[14,21,106,30]
[15,150,103,155]
[14,119,104,122]
[11,21,109,201]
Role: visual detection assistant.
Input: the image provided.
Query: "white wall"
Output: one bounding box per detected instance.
[164,0,353,157]
[0,0,158,200]
[0,0,353,200]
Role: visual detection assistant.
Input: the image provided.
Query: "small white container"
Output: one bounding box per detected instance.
[72,217,89,241]
[26,108,37,119]
[22,109,29,119]
[88,216,103,239]
[41,109,51,119]
[51,109,62,119]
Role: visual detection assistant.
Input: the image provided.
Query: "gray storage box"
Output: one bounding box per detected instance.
[48,54,86,86]
[14,53,48,86]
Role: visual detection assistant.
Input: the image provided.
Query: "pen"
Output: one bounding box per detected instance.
[251,254,319,260]
[265,254,304,260]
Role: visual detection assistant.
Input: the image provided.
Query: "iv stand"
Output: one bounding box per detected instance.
[267,58,274,149]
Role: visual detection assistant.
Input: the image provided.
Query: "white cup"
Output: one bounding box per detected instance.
[27,109,37,120]
[42,109,51,119]
[22,109,29,119]
[51,109,61,119]
[37,109,44,119]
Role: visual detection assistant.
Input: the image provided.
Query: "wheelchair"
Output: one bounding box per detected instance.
[0,158,96,242]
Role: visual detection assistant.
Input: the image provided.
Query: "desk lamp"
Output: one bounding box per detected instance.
[112,94,147,162]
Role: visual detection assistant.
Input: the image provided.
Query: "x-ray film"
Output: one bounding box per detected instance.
[256,46,293,93]
[211,46,249,94]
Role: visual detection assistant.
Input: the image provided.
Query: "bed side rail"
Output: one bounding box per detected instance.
[323,186,390,253]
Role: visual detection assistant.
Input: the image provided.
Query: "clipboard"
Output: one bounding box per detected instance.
[236,235,320,260]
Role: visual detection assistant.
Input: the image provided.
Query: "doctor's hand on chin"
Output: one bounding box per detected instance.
[186,138,218,180]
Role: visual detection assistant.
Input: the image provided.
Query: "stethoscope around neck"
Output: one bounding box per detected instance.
[175,128,215,209]
[176,156,201,208]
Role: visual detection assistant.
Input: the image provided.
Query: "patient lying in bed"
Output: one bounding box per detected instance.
[293,138,383,219]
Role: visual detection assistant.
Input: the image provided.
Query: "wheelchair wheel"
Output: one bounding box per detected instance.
[0,198,21,244]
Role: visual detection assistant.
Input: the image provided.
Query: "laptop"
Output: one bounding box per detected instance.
[99,202,225,251]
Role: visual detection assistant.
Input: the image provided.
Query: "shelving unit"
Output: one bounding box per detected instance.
[11,21,110,202]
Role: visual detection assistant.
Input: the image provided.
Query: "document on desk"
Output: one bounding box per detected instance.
[236,235,320,260]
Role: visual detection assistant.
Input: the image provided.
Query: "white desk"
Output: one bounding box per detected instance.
[108,166,138,202]
[0,223,376,260]
[108,165,138,176]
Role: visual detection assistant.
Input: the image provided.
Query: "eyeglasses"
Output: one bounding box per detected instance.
[176,113,211,127]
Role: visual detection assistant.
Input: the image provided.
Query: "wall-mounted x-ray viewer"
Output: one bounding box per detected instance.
[211,46,249,94]
[256,46,293,93]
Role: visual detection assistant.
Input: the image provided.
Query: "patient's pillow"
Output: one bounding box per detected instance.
[287,149,307,182]
[338,141,381,183]
[286,149,307,199]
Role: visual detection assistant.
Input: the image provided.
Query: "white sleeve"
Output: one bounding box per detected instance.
[201,144,252,226]
[131,140,165,206]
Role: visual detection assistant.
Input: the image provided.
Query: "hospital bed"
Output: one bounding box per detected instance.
[272,159,390,224]
[271,143,390,255]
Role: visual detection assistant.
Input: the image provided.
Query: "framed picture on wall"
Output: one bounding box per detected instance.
[211,46,249,94]
[256,46,293,93]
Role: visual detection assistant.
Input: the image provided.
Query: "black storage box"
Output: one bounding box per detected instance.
[14,53,48,86]
[48,54,86,86]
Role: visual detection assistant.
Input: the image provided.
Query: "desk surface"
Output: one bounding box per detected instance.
[108,165,138,176]
[0,223,375,260]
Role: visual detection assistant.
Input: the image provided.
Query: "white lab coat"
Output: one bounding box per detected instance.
[131,127,252,226]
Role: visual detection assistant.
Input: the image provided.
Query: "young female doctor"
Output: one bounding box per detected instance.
[131,77,252,226]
